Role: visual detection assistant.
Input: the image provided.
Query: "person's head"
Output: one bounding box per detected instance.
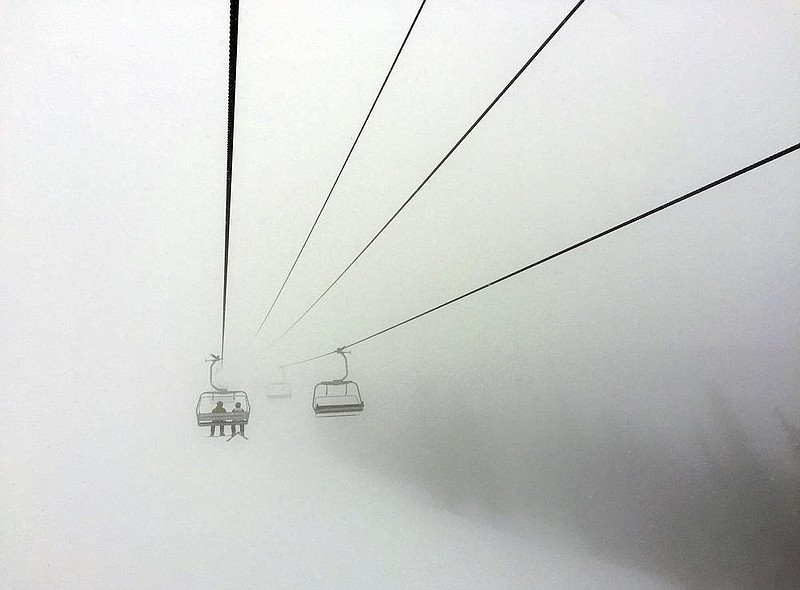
[216,401,223,407]
[235,402,241,408]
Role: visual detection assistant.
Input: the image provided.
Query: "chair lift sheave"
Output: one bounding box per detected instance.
[266,364,292,399]
[312,348,364,416]
[196,354,250,436]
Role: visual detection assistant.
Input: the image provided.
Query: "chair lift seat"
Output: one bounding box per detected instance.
[196,411,250,426]
[314,395,364,413]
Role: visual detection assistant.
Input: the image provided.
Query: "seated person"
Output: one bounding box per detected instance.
[231,401,246,436]
[210,400,227,436]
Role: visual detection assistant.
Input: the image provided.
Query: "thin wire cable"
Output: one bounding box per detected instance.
[269,0,587,348]
[286,141,799,365]
[253,0,428,339]
[221,0,240,359]
[286,349,337,367]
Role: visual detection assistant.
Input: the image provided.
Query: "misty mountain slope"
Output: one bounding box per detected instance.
[1,387,678,590]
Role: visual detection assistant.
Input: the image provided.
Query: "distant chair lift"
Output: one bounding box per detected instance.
[196,354,250,441]
[312,348,364,417]
[266,364,292,399]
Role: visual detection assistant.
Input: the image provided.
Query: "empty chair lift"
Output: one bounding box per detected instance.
[312,348,364,416]
[266,364,292,399]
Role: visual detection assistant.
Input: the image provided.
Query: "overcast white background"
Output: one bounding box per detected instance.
[2,1,799,588]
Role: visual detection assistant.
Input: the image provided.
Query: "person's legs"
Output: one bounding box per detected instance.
[210,425,216,436]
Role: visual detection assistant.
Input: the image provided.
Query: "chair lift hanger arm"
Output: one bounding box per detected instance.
[206,354,227,391]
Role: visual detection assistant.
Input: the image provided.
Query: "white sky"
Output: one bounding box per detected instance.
[1,1,798,587]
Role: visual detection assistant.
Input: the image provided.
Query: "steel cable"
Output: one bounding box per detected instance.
[286,141,800,366]
[254,0,428,339]
[270,0,587,348]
